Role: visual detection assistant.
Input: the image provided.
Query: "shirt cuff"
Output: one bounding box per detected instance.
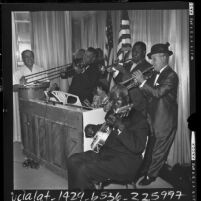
[139,80,147,88]
[113,69,120,78]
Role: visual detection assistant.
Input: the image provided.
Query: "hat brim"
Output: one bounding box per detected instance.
[147,50,173,59]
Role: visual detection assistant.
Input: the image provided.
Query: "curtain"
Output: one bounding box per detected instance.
[78,10,190,166]
[80,11,109,50]
[81,14,97,49]
[72,21,81,53]
[31,11,72,92]
[129,10,190,165]
[12,12,21,142]
[164,10,190,165]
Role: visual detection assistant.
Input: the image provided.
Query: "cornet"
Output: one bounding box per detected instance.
[120,66,155,90]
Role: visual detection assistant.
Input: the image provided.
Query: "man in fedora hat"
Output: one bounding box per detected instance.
[133,42,179,185]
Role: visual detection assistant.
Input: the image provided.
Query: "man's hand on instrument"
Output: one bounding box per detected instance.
[106,114,116,126]
[106,114,125,132]
[113,63,127,73]
[60,71,67,79]
[132,70,145,84]
[33,80,40,84]
[99,65,106,74]
[106,67,115,73]
[19,76,27,85]
[103,101,113,112]
[74,65,83,74]
[85,124,97,138]
[113,116,125,132]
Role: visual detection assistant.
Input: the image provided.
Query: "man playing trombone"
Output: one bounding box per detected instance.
[13,50,50,91]
[64,47,100,104]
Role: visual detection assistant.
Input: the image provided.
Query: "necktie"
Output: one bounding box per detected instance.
[130,63,137,72]
[154,72,160,86]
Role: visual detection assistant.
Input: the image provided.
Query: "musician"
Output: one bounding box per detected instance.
[95,48,104,68]
[13,50,49,91]
[91,80,109,108]
[113,41,152,116]
[60,48,86,79]
[67,84,149,190]
[67,47,100,103]
[133,42,179,185]
[95,48,107,79]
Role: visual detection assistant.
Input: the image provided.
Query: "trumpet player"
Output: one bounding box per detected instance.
[113,41,152,117]
[132,42,179,186]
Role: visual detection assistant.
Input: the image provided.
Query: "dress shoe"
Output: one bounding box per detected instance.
[138,176,156,186]
[133,172,146,183]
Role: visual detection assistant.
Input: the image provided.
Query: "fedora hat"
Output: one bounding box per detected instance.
[147,42,173,59]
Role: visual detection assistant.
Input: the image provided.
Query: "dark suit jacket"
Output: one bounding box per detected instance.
[140,66,179,137]
[68,64,100,103]
[114,59,152,115]
[102,109,149,155]
[87,109,149,180]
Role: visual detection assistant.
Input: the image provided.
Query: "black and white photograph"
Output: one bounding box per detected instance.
[3,2,196,201]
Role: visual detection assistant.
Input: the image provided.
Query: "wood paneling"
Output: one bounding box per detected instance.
[19,99,83,129]
[19,98,84,176]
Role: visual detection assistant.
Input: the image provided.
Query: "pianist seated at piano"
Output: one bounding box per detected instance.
[67,84,149,190]
[13,50,50,91]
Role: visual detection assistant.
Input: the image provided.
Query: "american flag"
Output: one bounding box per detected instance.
[104,11,113,67]
[117,10,131,62]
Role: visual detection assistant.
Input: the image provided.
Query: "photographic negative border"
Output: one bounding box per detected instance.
[2,2,196,201]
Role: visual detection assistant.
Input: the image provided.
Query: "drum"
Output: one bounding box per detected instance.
[18,82,50,100]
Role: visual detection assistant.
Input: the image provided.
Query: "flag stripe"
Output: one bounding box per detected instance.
[118,34,131,43]
[121,20,130,25]
[104,11,115,91]
[118,29,130,37]
[120,24,130,30]
[117,10,131,62]
[104,11,113,66]
[117,39,131,51]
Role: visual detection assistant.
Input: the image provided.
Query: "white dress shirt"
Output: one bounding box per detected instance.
[129,62,138,72]
[153,65,168,86]
[13,64,49,85]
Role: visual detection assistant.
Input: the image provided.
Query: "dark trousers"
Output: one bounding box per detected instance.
[67,150,142,190]
[67,151,114,190]
[141,128,177,178]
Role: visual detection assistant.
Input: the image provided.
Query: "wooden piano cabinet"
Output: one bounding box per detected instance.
[19,99,83,178]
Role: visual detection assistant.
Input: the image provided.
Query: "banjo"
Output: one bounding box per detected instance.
[91,104,133,153]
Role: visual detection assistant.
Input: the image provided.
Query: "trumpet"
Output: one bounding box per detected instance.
[120,66,154,90]
[100,58,134,73]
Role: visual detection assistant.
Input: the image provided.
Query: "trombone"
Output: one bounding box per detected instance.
[120,66,155,90]
[23,63,74,85]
